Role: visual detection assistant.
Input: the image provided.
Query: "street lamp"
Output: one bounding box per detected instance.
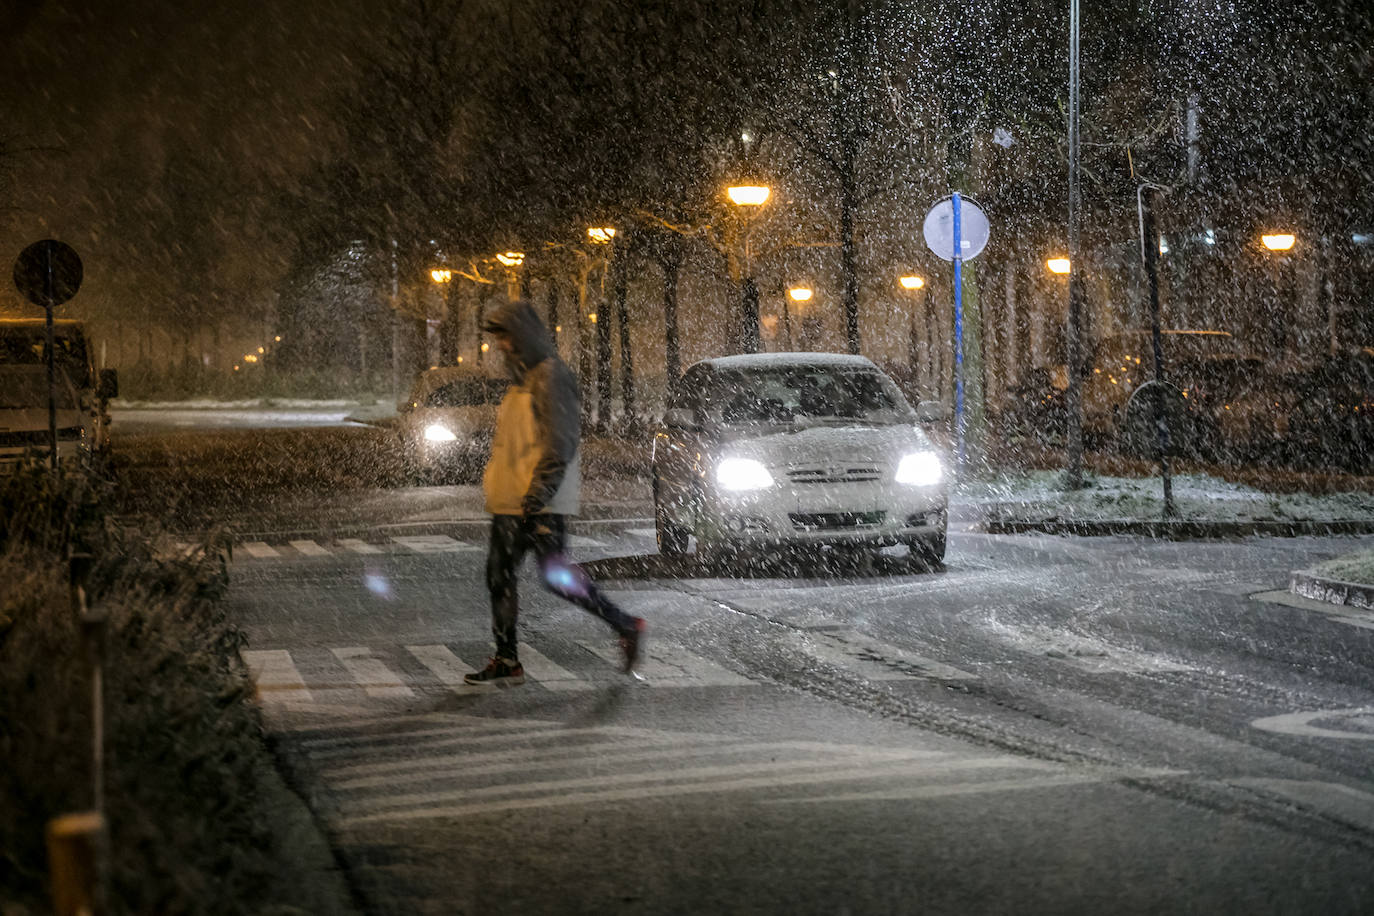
[726,183,771,353]
[430,268,452,283]
[898,275,928,393]
[899,275,925,290]
[1046,257,1071,275]
[784,286,812,351]
[587,227,616,245]
[1262,232,1296,252]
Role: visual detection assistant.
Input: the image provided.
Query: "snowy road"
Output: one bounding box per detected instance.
[223,521,1374,914]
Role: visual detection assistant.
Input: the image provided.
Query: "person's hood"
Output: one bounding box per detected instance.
[483,299,555,382]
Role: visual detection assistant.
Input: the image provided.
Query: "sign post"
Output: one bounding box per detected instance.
[923,195,989,469]
[13,240,83,469]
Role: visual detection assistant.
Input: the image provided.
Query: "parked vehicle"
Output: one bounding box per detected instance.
[1283,346,1374,471]
[0,319,117,470]
[651,353,949,569]
[396,366,507,483]
[1081,329,1277,459]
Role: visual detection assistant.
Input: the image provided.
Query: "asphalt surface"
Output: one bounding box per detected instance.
[115,412,1374,915]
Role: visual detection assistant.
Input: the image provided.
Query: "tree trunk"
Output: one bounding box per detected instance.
[613,244,635,432]
[660,243,682,402]
[596,282,613,436]
[840,175,860,354]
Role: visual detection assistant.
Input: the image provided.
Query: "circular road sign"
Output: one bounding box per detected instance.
[923,195,990,262]
[13,239,83,308]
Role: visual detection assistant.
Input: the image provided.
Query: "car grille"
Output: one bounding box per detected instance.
[0,427,82,447]
[789,511,886,531]
[787,465,882,485]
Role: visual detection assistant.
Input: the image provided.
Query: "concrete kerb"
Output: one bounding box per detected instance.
[981,517,1374,539]
[1290,570,1374,611]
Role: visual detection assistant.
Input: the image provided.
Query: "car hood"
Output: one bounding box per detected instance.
[715,422,936,467]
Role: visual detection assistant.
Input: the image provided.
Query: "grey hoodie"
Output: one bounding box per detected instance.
[481,300,581,516]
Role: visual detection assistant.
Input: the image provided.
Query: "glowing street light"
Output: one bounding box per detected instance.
[1261,233,1296,252]
[587,227,616,244]
[788,287,813,302]
[430,268,452,283]
[899,275,925,290]
[781,286,813,351]
[726,185,770,207]
[495,251,525,267]
[1046,257,1071,275]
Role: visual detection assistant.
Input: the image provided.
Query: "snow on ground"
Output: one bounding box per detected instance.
[958,470,1374,524]
[1312,549,1374,586]
[113,397,377,410]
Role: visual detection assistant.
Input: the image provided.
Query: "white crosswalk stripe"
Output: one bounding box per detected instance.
[625,528,658,539]
[241,541,282,559]
[567,534,606,548]
[331,647,415,698]
[338,538,382,554]
[242,649,313,705]
[392,534,480,553]
[406,644,479,690]
[517,645,595,691]
[578,639,752,686]
[289,539,331,557]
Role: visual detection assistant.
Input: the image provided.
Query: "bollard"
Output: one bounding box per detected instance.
[47,811,105,916]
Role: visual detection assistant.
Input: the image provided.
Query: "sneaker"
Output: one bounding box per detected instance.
[618,617,647,675]
[463,657,525,687]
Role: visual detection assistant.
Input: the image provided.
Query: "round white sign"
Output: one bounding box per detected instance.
[923,195,990,262]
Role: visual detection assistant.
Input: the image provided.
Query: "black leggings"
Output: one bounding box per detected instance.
[486,514,637,661]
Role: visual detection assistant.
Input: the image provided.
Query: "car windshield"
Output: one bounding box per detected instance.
[701,366,913,428]
[0,330,91,386]
[423,378,506,408]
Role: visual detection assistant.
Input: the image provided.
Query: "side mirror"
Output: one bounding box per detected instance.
[915,400,946,424]
[662,407,699,431]
[97,369,119,400]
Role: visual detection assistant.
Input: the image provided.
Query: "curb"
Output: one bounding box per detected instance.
[1289,570,1374,610]
[981,518,1374,539]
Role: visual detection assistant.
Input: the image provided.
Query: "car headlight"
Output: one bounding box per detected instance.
[895,451,942,486]
[715,457,774,491]
[423,423,458,443]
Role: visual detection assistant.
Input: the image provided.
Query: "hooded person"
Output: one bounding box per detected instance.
[463,299,646,686]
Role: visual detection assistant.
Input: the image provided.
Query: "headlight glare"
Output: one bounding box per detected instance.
[423,423,458,443]
[715,457,774,491]
[895,451,942,486]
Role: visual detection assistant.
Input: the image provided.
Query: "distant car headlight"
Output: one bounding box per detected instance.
[423,423,458,443]
[715,457,774,491]
[895,451,942,486]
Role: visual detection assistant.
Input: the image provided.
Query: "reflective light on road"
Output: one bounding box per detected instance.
[363,571,395,600]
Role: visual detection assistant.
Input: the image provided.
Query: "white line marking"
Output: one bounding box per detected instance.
[1250,707,1374,740]
[339,756,1012,825]
[625,528,658,539]
[578,640,752,687]
[242,541,281,559]
[392,534,480,553]
[806,630,977,681]
[406,645,480,691]
[242,649,313,704]
[289,539,331,557]
[350,749,936,813]
[518,646,595,692]
[764,773,1105,805]
[307,723,598,761]
[332,738,774,791]
[339,538,382,555]
[568,534,606,548]
[331,647,415,699]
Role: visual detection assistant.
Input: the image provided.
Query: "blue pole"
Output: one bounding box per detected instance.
[952,192,965,468]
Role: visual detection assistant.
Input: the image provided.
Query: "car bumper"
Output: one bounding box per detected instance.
[700,483,947,548]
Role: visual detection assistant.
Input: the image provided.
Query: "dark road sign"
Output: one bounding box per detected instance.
[13,239,83,308]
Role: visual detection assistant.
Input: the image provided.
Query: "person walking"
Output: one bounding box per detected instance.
[464,299,646,687]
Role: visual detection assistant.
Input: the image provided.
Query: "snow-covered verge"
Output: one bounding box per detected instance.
[1311,548,1374,586]
[959,470,1374,524]
[112,396,385,410]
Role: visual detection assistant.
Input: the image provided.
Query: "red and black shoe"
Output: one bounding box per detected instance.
[463,657,525,687]
[619,617,647,675]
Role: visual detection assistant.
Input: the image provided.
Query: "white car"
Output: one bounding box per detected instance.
[651,353,948,568]
[397,367,507,483]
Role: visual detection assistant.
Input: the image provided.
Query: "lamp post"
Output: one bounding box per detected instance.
[1261,232,1297,355]
[1065,0,1086,489]
[726,184,771,354]
[785,286,812,351]
[495,251,524,301]
[899,275,926,393]
[430,268,456,365]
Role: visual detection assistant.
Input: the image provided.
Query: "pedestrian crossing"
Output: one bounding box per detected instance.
[277,711,1180,830]
[219,530,632,562]
[241,629,976,709]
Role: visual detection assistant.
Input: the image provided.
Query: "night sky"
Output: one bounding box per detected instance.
[1,0,374,321]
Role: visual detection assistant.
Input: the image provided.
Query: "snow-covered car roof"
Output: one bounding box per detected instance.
[693,352,880,373]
